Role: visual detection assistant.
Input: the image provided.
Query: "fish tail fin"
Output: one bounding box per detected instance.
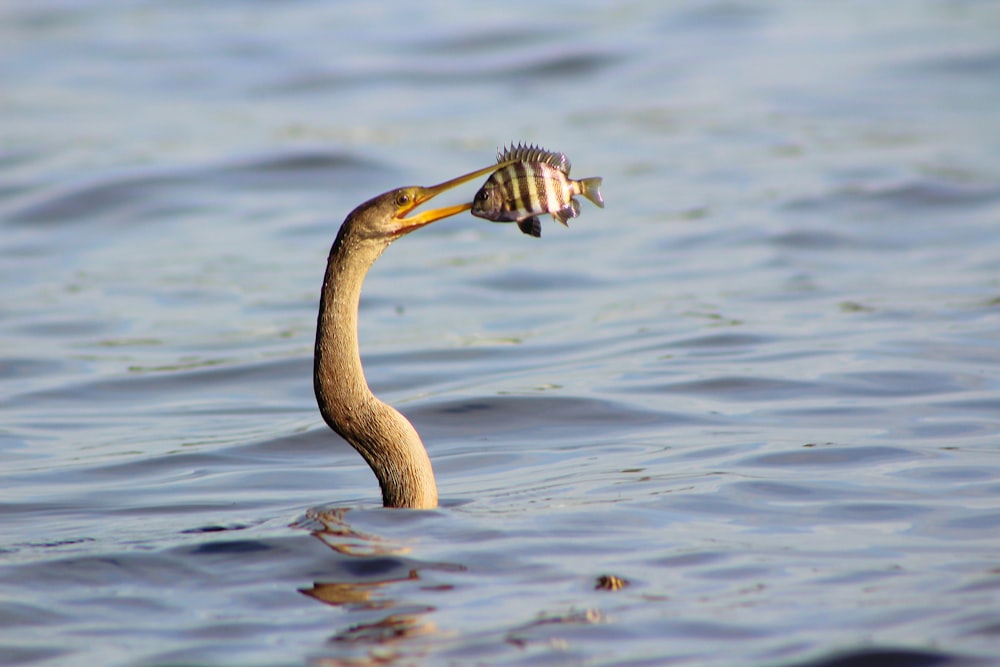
[577,177,604,208]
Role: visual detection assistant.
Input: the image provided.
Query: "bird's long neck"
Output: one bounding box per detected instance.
[313,226,438,509]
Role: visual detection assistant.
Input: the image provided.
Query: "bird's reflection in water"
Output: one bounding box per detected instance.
[294,507,457,665]
[294,507,403,558]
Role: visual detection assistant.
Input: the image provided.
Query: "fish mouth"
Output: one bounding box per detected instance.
[393,159,517,233]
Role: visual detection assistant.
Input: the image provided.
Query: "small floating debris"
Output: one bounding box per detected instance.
[595,574,629,591]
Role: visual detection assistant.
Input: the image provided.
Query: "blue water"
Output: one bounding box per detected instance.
[2,2,999,666]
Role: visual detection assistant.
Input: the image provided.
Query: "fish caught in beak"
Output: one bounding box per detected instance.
[393,160,519,234]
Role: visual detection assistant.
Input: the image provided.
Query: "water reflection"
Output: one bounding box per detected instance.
[296,507,406,558]
[295,508,446,665]
[294,507,638,663]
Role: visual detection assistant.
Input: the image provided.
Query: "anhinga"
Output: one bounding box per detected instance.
[313,162,510,509]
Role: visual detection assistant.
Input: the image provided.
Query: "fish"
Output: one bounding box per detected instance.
[470,143,604,237]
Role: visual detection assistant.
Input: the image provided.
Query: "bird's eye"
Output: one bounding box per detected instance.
[395,192,411,207]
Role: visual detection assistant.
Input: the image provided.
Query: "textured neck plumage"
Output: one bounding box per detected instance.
[313,224,438,509]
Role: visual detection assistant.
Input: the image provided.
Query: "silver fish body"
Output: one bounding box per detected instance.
[471,144,604,237]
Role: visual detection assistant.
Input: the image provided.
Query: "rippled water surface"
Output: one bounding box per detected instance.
[2,2,999,666]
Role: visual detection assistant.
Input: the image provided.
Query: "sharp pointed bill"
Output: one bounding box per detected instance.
[470,143,604,237]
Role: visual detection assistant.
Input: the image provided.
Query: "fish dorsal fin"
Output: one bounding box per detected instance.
[497,142,571,174]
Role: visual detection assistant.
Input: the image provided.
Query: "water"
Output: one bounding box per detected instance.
[2,1,999,665]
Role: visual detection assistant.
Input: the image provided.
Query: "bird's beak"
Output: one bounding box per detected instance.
[395,161,514,233]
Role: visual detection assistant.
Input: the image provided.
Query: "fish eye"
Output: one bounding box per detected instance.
[476,189,490,202]
[395,191,411,207]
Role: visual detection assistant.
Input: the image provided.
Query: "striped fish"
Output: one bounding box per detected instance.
[471,143,604,237]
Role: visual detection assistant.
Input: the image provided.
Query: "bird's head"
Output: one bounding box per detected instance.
[346,161,518,242]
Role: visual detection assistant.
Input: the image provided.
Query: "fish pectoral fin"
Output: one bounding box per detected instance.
[517,217,542,237]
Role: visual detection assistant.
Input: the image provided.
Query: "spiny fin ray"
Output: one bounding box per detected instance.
[497,142,571,175]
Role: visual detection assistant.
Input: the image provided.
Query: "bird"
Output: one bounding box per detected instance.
[313,162,509,509]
